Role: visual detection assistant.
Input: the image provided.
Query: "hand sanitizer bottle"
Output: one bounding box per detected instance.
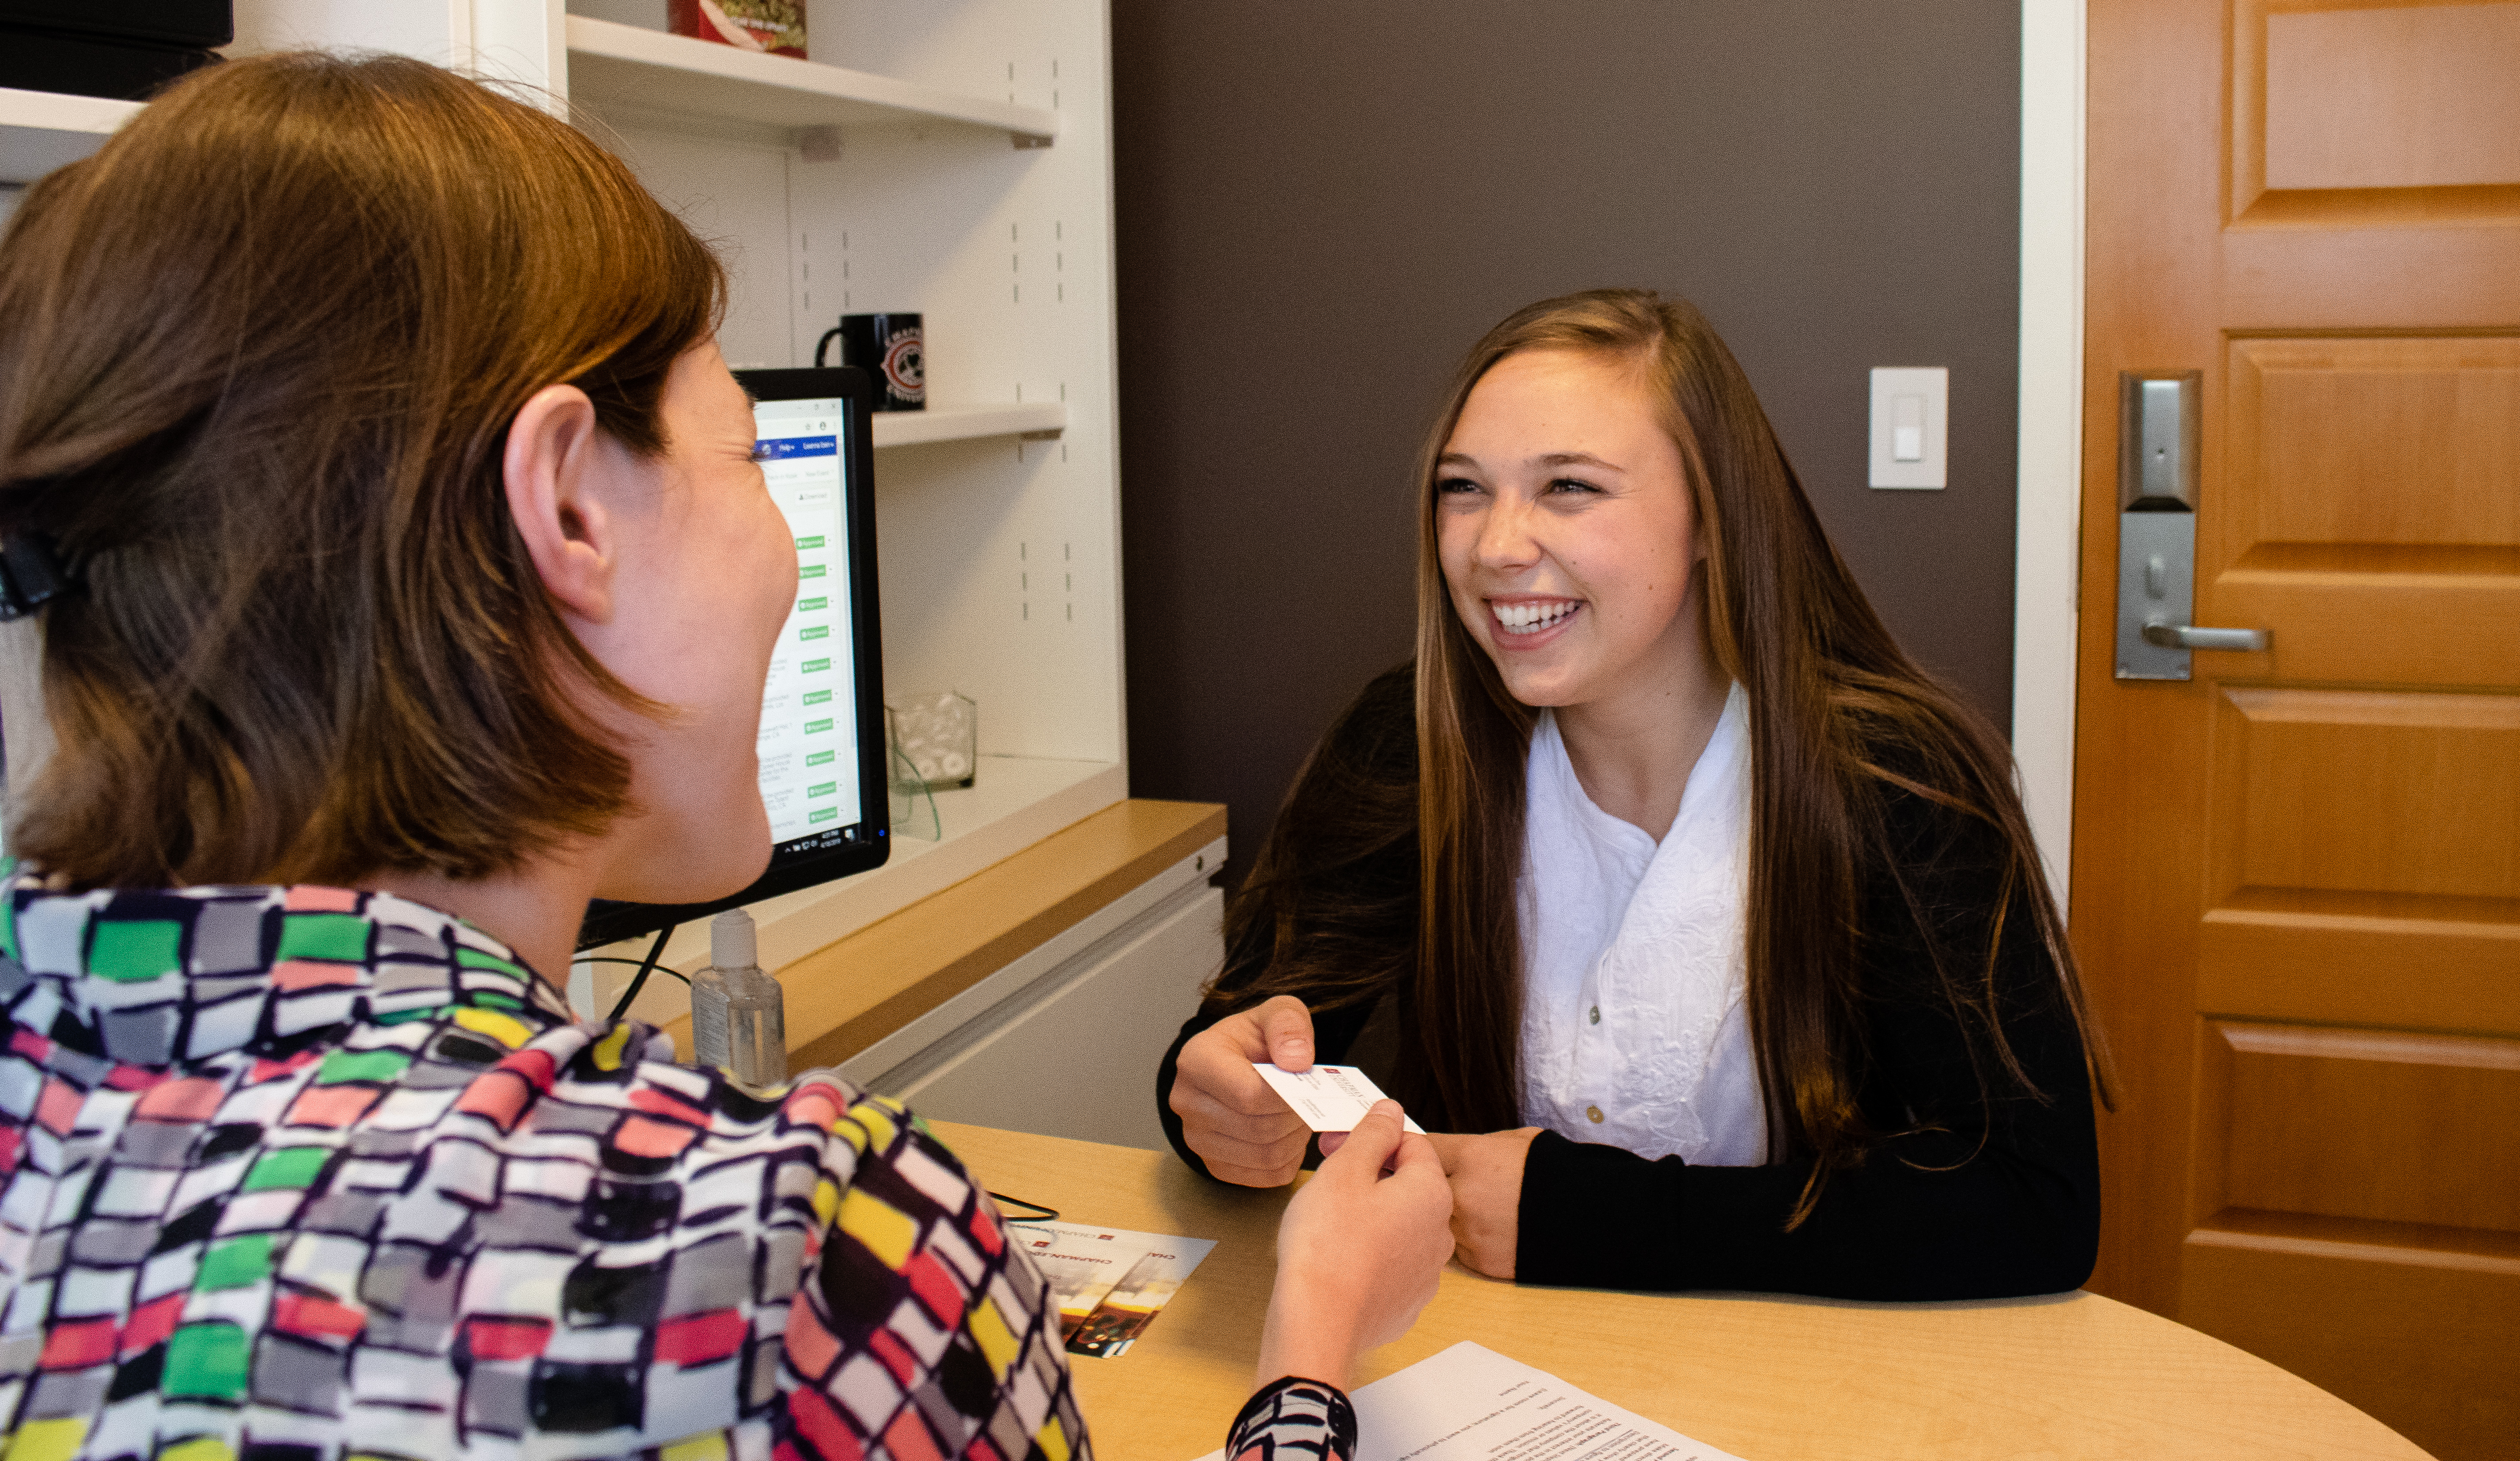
[689,909,785,1087]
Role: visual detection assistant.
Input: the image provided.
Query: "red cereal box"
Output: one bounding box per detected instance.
[667,0,807,59]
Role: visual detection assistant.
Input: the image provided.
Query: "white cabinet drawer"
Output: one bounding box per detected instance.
[844,847,1223,1151]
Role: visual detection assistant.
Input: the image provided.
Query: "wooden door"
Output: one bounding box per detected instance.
[2077,4,2520,1458]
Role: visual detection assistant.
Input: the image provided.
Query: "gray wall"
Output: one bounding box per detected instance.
[1113,1,2022,885]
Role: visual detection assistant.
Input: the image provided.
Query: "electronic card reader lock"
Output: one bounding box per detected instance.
[2113,371,2270,680]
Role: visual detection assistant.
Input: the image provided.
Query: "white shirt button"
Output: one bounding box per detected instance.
[1586,1105,1604,1124]
[1588,1005,1600,1025]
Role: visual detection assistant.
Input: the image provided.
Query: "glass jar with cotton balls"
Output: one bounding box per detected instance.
[886,690,976,790]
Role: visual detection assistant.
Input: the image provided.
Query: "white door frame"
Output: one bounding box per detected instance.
[2013,0,2086,908]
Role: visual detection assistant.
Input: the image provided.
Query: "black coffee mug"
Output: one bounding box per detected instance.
[823,313,924,412]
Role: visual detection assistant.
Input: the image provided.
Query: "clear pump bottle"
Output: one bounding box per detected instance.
[689,908,786,1088]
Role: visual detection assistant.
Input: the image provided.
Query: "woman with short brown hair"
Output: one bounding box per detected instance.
[1164,289,2105,1300]
[4,52,716,899]
[0,52,1448,1461]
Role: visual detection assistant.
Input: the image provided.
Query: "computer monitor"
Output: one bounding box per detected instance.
[575,366,890,949]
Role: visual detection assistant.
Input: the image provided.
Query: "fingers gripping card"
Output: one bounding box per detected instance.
[1252,1063,1428,1134]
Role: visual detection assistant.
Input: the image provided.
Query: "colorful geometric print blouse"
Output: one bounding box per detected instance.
[0,878,1091,1461]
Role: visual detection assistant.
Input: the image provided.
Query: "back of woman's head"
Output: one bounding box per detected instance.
[0,51,725,889]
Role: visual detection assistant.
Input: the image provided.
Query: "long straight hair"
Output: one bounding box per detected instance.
[1401,291,2103,1214]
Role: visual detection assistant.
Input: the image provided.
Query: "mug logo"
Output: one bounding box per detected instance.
[882,331,925,403]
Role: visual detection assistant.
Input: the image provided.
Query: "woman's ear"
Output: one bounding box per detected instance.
[503,383,619,625]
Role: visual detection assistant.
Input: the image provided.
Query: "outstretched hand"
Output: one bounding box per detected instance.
[1424,1127,1541,1280]
[1171,994,1319,1186]
[1255,1100,1454,1391]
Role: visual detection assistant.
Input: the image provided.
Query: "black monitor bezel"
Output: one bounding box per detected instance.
[574,366,890,951]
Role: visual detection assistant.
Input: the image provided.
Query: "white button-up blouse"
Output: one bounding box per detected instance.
[1514,683,1769,1166]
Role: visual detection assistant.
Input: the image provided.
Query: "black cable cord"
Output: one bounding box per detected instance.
[988,1192,1059,1224]
[605,925,675,1024]
[579,956,690,986]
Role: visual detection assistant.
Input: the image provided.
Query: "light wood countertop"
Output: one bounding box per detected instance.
[932,1121,2433,1461]
[662,799,1227,1067]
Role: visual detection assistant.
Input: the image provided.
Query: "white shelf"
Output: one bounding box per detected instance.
[870,402,1065,449]
[564,17,1059,141]
[0,86,141,185]
[587,754,1126,1020]
[0,86,139,135]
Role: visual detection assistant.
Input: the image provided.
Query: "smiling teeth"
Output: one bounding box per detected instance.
[1495,601,1578,634]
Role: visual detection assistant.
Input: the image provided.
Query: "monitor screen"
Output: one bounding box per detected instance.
[576,367,889,949]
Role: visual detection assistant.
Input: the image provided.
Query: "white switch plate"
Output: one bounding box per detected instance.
[1869,367,1947,489]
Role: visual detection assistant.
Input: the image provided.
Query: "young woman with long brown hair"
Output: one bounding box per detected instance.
[0,52,1447,1460]
[1160,289,2104,1299]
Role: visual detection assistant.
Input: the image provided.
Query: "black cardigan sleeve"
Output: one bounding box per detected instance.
[1157,669,1418,1178]
[1514,781,2101,1300]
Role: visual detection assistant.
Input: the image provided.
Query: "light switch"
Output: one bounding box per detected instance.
[1869,367,1947,489]
[1892,395,1925,461]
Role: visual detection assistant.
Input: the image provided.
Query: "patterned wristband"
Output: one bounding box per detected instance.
[1227,1375,1358,1461]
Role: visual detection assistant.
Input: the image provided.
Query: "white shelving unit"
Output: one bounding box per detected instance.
[870,401,1065,449]
[560,0,1126,1005]
[0,85,140,185]
[556,0,1128,1002]
[564,16,1056,141]
[0,1,1131,1004]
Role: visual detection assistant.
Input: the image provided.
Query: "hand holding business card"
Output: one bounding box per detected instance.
[1252,1062,1428,1134]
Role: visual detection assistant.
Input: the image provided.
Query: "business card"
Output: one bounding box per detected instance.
[1252,1062,1427,1135]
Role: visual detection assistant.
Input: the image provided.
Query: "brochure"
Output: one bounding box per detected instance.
[1011,1219,1217,1356]
[1066,1235,1217,1358]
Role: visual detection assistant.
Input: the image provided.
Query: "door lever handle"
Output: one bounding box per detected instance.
[2141,622,2269,652]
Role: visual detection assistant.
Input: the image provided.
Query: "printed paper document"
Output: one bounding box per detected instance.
[1196,1341,1746,1461]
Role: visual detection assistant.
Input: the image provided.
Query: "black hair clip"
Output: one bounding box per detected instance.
[0,533,74,621]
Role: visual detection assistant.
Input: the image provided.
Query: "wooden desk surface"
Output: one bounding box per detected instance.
[930,1121,2432,1461]
[654,799,1226,1066]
